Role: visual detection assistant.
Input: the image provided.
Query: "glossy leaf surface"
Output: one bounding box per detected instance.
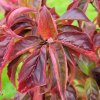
[56,32,98,61]
[49,43,68,100]
[59,8,89,21]
[18,46,46,93]
[38,6,57,40]
[7,7,33,27]
[11,36,41,60]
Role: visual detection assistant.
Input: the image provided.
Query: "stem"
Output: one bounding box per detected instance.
[32,87,42,100]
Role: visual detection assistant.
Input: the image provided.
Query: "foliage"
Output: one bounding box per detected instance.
[0,0,100,100]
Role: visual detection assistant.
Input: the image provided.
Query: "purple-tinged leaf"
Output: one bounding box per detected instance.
[85,78,99,100]
[48,7,59,19]
[38,6,58,40]
[13,23,31,35]
[56,32,99,61]
[0,35,14,90]
[66,85,77,100]
[93,33,100,49]
[7,56,21,86]
[67,0,79,10]
[95,0,100,12]
[97,13,100,27]
[0,35,14,69]
[67,0,89,12]
[49,43,68,100]
[11,16,35,28]
[7,7,33,27]
[10,36,41,60]
[18,46,46,93]
[59,8,89,21]
[77,0,89,12]
[58,25,82,33]
[83,22,96,39]
[64,46,76,84]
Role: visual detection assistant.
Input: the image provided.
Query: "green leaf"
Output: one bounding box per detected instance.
[85,78,99,100]
[78,55,96,76]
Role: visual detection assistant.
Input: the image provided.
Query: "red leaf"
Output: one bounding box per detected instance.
[93,33,100,49]
[48,7,59,19]
[10,36,41,60]
[83,22,96,39]
[77,0,89,12]
[38,6,58,40]
[7,56,21,86]
[66,85,77,100]
[0,35,14,69]
[0,34,14,90]
[49,43,68,100]
[67,0,89,12]
[58,25,82,33]
[18,45,46,93]
[64,47,76,84]
[56,32,98,61]
[59,8,89,21]
[97,13,100,27]
[95,0,100,12]
[7,7,33,27]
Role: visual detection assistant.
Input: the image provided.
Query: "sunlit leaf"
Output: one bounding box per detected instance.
[38,6,58,40]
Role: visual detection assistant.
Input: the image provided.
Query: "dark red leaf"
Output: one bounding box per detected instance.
[56,32,98,61]
[93,33,100,49]
[59,8,89,21]
[58,25,82,33]
[0,35,14,69]
[77,0,89,12]
[48,7,59,19]
[67,0,79,10]
[64,46,76,84]
[66,85,77,100]
[67,0,89,12]
[97,13,100,27]
[38,6,58,40]
[49,43,68,100]
[0,34,14,90]
[10,36,41,60]
[83,22,96,39]
[7,7,33,27]
[18,45,46,93]
[7,56,21,86]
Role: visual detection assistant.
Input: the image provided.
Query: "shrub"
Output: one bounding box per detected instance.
[0,0,100,100]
